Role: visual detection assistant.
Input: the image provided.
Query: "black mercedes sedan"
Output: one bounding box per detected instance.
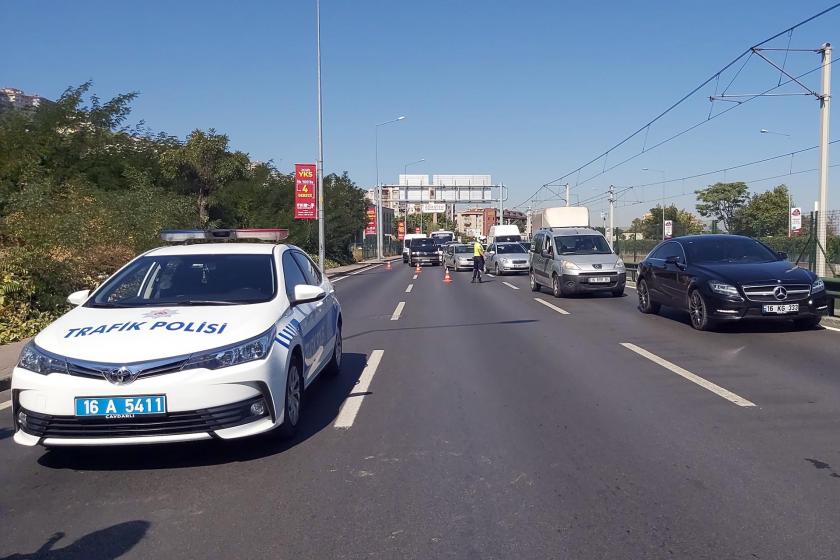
[636,235,828,331]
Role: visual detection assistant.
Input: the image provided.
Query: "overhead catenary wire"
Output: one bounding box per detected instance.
[513,2,840,210]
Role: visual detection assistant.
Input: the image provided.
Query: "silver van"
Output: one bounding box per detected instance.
[529,228,626,297]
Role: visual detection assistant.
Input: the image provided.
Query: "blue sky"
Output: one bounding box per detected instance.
[2,0,838,225]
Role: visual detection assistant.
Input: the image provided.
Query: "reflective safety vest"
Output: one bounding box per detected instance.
[473,242,484,257]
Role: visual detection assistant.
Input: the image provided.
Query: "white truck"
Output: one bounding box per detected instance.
[487,224,523,244]
[531,207,590,231]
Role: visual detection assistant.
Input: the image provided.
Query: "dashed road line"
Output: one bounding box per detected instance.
[486,273,495,277]
[620,342,756,407]
[534,298,570,315]
[625,281,637,290]
[413,274,418,280]
[502,281,520,290]
[405,284,413,293]
[391,301,406,321]
[334,350,384,428]
[331,263,384,283]
[0,400,11,411]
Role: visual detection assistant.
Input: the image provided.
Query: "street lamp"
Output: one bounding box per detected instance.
[375,116,406,261]
[760,128,791,137]
[642,167,666,240]
[759,129,794,236]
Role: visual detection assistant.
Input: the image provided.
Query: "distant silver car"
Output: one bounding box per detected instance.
[484,242,530,275]
[444,244,475,271]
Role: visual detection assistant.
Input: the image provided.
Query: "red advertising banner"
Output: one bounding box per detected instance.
[365,206,377,236]
[294,164,317,220]
[397,221,405,241]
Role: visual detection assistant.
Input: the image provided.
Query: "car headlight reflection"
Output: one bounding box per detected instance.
[183,326,276,371]
[17,342,68,375]
[709,281,741,298]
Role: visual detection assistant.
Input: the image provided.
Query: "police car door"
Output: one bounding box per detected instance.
[290,251,333,382]
[281,251,320,380]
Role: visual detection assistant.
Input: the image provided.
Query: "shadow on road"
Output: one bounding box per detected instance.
[0,427,13,441]
[1,521,149,560]
[653,307,823,334]
[36,353,369,471]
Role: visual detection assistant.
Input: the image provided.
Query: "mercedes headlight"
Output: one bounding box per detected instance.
[562,260,580,270]
[812,278,825,293]
[709,281,740,298]
[18,342,68,375]
[183,326,275,371]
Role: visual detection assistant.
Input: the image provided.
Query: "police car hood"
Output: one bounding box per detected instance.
[34,303,281,363]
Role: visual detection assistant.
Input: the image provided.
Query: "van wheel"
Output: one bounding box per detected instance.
[552,274,563,298]
[529,270,541,292]
[637,279,660,314]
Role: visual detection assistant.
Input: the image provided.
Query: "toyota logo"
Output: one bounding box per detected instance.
[103,366,138,385]
[773,286,788,301]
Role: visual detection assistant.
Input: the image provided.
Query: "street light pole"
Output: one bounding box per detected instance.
[374,116,406,261]
[402,158,425,237]
[315,0,325,270]
[642,168,666,239]
[816,42,832,278]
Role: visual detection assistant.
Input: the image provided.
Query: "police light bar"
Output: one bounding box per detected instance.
[160,229,289,242]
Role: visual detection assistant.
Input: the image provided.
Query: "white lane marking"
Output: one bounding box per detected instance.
[391,301,406,321]
[823,325,840,332]
[405,284,413,293]
[486,273,495,277]
[502,281,520,290]
[534,298,570,315]
[412,274,418,280]
[620,343,756,407]
[0,400,11,411]
[334,350,384,428]
[331,263,384,283]
[626,281,637,290]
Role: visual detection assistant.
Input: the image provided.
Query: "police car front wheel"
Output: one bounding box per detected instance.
[275,358,304,439]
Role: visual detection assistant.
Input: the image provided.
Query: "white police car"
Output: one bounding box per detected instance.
[11,229,342,447]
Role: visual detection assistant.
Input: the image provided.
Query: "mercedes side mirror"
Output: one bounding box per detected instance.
[67,289,91,306]
[292,284,326,305]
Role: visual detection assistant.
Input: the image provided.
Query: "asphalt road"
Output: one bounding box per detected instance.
[2,262,840,559]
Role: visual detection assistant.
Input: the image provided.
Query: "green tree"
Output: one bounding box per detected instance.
[737,184,790,238]
[695,181,749,233]
[161,129,250,224]
[639,204,704,239]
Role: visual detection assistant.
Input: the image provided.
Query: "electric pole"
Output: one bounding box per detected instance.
[608,185,615,250]
[816,42,832,278]
[565,184,570,207]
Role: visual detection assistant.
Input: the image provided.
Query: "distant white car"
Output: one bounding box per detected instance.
[11,229,342,447]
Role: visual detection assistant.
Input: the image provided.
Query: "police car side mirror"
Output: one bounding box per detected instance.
[292,284,326,305]
[67,289,91,306]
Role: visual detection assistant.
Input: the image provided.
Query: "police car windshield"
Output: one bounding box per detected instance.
[554,235,612,255]
[89,254,277,307]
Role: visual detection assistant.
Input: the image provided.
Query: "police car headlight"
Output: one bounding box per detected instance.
[18,342,68,375]
[183,326,276,371]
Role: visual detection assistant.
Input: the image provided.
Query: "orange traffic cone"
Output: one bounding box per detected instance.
[386,260,392,271]
[415,264,421,273]
[443,269,452,283]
